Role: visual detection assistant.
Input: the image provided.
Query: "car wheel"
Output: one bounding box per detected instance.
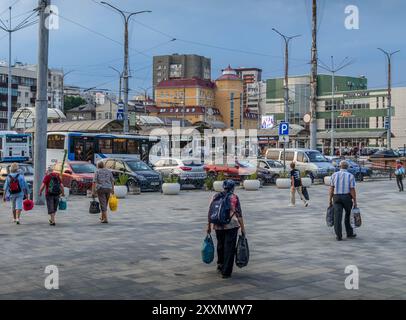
[127,179,139,192]
[70,181,79,195]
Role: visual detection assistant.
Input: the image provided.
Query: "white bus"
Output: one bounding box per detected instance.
[0,131,31,162]
[46,132,159,166]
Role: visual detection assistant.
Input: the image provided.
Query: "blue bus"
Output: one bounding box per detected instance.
[0,131,31,162]
[46,132,159,166]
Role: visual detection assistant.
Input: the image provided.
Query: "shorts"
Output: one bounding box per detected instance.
[97,188,112,212]
[46,194,60,214]
[10,194,24,211]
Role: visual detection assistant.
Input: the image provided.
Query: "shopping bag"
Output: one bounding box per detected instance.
[23,199,34,211]
[302,187,310,201]
[326,206,334,227]
[350,207,362,228]
[89,197,100,214]
[201,233,214,264]
[235,234,249,268]
[58,198,67,211]
[109,194,118,212]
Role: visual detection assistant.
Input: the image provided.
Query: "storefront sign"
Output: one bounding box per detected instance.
[343,91,370,98]
[338,110,353,118]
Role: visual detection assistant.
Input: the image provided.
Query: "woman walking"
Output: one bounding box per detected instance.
[207,180,246,279]
[2,163,30,225]
[92,161,115,223]
[395,160,405,192]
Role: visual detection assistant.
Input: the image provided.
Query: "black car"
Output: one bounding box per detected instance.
[101,158,162,192]
[369,149,400,158]
[0,163,34,197]
[256,167,277,185]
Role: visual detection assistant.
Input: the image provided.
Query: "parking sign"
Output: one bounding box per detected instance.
[279,122,289,136]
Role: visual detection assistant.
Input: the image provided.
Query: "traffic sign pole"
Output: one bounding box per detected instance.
[279,122,289,173]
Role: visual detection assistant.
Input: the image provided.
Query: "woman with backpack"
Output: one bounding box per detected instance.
[39,166,65,226]
[395,160,405,192]
[207,179,246,279]
[2,163,30,225]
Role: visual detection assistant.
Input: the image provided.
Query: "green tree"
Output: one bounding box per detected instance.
[64,96,86,112]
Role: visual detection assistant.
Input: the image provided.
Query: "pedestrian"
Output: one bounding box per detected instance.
[395,160,405,192]
[92,161,115,224]
[39,166,65,226]
[207,180,246,279]
[289,162,308,207]
[2,163,30,225]
[329,160,358,241]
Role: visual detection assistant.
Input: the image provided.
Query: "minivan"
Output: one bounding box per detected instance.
[265,148,335,178]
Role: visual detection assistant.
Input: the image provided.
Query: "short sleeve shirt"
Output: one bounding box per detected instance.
[290,169,302,187]
[42,173,62,196]
[330,169,356,195]
[93,168,114,190]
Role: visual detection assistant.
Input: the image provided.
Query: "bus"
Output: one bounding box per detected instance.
[46,132,160,166]
[0,131,31,162]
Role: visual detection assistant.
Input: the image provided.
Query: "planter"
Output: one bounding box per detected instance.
[276,178,291,189]
[162,183,180,195]
[114,185,128,199]
[243,179,261,191]
[213,181,224,192]
[324,176,332,186]
[301,177,312,188]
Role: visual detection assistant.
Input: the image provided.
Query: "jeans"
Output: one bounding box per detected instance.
[215,228,239,276]
[333,194,354,239]
[396,175,404,191]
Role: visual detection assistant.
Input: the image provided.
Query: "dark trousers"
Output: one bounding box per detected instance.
[333,194,354,239]
[215,228,239,276]
[396,175,404,191]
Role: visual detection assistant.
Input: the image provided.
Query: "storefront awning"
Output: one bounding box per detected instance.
[318,130,390,140]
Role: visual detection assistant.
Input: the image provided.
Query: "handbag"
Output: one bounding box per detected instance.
[326,206,334,227]
[201,233,214,264]
[235,234,249,268]
[350,207,362,228]
[89,197,101,214]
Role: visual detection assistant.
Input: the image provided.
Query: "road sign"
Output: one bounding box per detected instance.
[279,122,289,136]
[279,135,289,143]
[116,108,124,121]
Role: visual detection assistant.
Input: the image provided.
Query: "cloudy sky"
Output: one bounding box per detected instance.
[0,0,404,96]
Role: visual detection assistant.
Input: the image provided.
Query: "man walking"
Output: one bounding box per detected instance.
[395,160,404,192]
[289,162,308,207]
[329,160,357,241]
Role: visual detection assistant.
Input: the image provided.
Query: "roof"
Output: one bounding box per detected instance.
[136,116,165,126]
[318,130,389,139]
[12,107,66,121]
[156,78,216,89]
[216,65,240,81]
[25,119,129,133]
[257,124,306,137]
[193,120,226,129]
[66,103,96,113]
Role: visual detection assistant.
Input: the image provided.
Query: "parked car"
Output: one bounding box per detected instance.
[265,148,336,178]
[53,161,96,194]
[101,158,162,192]
[152,158,206,189]
[204,160,257,182]
[369,149,400,158]
[397,147,406,157]
[257,159,285,184]
[331,159,372,181]
[0,162,34,197]
[256,167,277,185]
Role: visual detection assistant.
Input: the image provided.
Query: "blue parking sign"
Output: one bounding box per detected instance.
[279,122,289,136]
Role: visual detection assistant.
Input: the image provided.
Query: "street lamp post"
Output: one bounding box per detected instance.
[109,66,122,102]
[101,1,151,133]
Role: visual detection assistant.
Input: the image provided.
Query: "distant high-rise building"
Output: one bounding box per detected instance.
[235,67,262,114]
[152,54,211,96]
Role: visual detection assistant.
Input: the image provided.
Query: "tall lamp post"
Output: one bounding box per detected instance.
[378,48,399,150]
[101,1,151,133]
[109,66,122,102]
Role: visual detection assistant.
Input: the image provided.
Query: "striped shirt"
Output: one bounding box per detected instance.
[330,169,356,195]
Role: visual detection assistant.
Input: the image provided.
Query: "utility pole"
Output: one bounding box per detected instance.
[101,2,151,133]
[309,0,318,150]
[109,66,122,102]
[318,56,353,156]
[378,48,399,150]
[33,0,50,205]
[0,6,38,130]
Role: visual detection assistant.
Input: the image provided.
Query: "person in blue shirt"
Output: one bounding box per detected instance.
[2,163,30,225]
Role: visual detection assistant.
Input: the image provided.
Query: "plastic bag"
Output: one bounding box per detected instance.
[23,199,34,211]
[235,234,249,268]
[201,233,214,264]
[58,198,67,211]
[109,194,118,212]
[89,198,100,214]
[326,206,334,227]
[350,207,362,228]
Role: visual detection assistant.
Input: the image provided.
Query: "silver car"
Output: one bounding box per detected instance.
[152,158,207,188]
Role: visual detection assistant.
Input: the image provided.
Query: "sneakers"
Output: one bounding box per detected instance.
[288,203,296,207]
[304,201,309,207]
[15,219,20,225]
[347,234,357,239]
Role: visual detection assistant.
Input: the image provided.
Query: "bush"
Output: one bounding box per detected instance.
[205,176,215,191]
[115,173,129,186]
[164,174,179,184]
[216,172,226,181]
[247,172,258,180]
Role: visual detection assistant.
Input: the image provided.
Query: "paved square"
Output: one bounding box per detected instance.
[0,179,405,299]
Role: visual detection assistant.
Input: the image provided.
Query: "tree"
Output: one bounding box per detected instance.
[64,96,86,112]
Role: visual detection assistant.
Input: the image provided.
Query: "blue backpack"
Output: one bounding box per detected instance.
[208,192,233,225]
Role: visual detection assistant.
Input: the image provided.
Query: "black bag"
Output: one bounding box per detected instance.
[235,234,249,268]
[89,197,100,214]
[326,206,334,227]
[302,187,310,201]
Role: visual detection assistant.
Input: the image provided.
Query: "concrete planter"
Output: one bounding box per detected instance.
[162,183,180,195]
[114,185,128,199]
[243,179,261,191]
[301,177,312,188]
[213,181,224,192]
[324,176,332,186]
[276,178,291,189]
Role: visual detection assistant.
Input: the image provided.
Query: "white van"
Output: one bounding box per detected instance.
[265,148,335,178]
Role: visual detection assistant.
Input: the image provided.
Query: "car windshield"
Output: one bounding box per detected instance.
[237,161,256,168]
[182,159,203,166]
[71,163,96,174]
[126,161,151,172]
[267,160,283,168]
[305,151,328,162]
